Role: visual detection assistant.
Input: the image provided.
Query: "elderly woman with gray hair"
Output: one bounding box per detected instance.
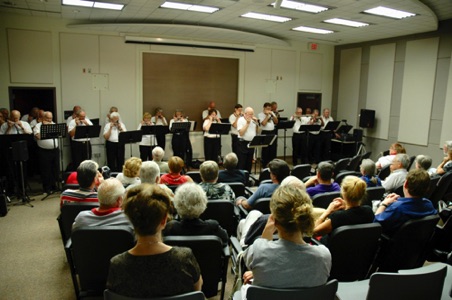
[359,158,382,187]
[437,141,452,176]
[163,182,228,245]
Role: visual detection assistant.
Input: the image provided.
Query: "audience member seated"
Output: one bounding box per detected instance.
[116,157,142,187]
[73,178,132,231]
[160,156,193,186]
[236,159,290,211]
[163,183,228,245]
[237,176,306,247]
[313,176,374,245]
[376,142,406,169]
[218,152,247,185]
[152,146,170,173]
[415,154,437,177]
[60,160,102,208]
[199,160,235,202]
[374,169,437,235]
[305,162,340,198]
[127,161,173,198]
[106,184,202,298]
[240,185,331,297]
[360,158,382,187]
[437,141,452,176]
[382,154,409,192]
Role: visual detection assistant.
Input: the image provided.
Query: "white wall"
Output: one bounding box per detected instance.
[0,12,335,167]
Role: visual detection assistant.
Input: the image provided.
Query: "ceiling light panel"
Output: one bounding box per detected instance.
[93,2,123,10]
[324,18,369,28]
[62,0,93,8]
[292,25,333,34]
[364,6,416,19]
[241,12,292,23]
[272,0,328,13]
[160,1,219,13]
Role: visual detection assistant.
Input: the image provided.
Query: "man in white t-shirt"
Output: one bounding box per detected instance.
[237,107,259,172]
[258,102,278,168]
[229,104,243,154]
[68,109,94,169]
[202,101,222,120]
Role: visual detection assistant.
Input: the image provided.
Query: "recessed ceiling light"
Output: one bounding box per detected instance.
[324,18,369,28]
[160,1,219,13]
[271,0,328,13]
[62,0,124,10]
[292,25,333,34]
[363,6,416,19]
[241,12,292,23]
[93,1,123,10]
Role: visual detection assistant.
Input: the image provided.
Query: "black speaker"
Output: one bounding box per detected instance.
[359,109,375,128]
[353,129,363,142]
[11,140,29,161]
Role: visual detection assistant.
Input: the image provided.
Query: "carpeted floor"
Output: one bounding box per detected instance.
[0,181,234,300]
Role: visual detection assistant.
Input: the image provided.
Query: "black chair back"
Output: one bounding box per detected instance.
[334,171,360,186]
[363,186,385,206]
[407,155,416,170]
[227,182,246,198]
[328,223,382,281]
[245,279,338,300]
[164,235,229,300]
[430,172,452,208]
[291,164,311,180]
[259,168,271,183]
[104,290,206,300]
[199,200,237,236]
[186,171,201,183]
[312,192,341,209]
[70,225,135,296]
[377,214,440,272]
[58,202,99,244]
[253,197,271,214]
[347,155,362,172]
[362,151,372,159]
[334,158,351,176]
[366,264,447,300]
[393,184,404,197]
[377,164,391,181]
[426,176,440,199]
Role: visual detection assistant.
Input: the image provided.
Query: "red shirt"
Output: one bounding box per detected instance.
[160,173,191,186]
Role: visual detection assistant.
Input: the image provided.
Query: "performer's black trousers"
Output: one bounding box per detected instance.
[38,147,59,192]
[106,141,125,172]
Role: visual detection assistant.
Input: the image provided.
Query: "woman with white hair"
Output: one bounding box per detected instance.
[163,182,228,245]
[103,111,127,171]
[437,141,452,175]
[360,158,381,187]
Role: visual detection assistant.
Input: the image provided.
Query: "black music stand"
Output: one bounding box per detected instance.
[74,125,101,157]
[276,120,295,161]
[336,124,353,140]
[142,125,170,146]
[171,122,191,133]
[323,121,340,132]
[299,124,321,157]
[119,130,142,158]
[40,123,67,200]
[209,123,231,163]
[12,139,34,207]
[248,134,277,174]
[220,118,230,124]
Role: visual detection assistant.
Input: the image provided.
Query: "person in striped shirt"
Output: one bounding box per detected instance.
[60,160,103,208]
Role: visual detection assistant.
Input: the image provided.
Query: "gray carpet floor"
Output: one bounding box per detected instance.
[0,185,234,300]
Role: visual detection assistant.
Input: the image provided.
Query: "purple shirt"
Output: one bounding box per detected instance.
[307,182,340,198]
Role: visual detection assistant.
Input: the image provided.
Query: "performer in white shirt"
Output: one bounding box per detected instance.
[203,109,222,162]
[307,109,324,164]
[258,102,278,168]
[104,112,127,172]
[237,107,259,172]
[137,112,155,162]
[229,104,243,154]
[320,108,334,161]
[150,107,168,150]
[34,111,59,194]
[169,109,193,167]
[290,107,310,166]
[68,109,93,169]
[0,110,32,135]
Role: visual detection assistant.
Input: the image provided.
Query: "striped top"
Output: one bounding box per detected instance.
[60,188,98,208]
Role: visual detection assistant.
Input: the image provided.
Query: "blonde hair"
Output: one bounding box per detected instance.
[122,157,142,178]
[200,160,219,182]
[143,112,152,120]
[270,185,314,236]
[341,176,366,204]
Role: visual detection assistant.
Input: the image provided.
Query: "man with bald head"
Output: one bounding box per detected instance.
[68,109,93,169]
[202,101,222,120]
[237,107,259,172]
[34,111,60,194]
[66,105,81,126]
[0,110,32,134]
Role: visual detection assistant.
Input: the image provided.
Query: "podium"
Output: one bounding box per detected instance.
[119,130,142,158]
[276,120,295,161]
[74,125,101,159]
[40,123,67,199]
[248,134,277,173]
[208,123,231,162]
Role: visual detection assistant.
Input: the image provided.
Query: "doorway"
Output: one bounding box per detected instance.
[9,87,57,120]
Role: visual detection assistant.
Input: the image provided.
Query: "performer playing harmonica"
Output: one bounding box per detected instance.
[290,107,310,165]
[229,104,243,154]
[237,107,259,172]
[258,102,279,167]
